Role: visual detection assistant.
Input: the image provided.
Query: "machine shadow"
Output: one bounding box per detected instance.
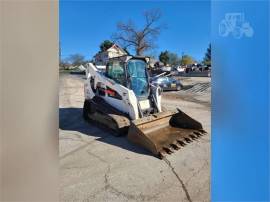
[59,107,153,157]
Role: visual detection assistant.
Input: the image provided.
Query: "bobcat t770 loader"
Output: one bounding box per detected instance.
[83,55,206,158]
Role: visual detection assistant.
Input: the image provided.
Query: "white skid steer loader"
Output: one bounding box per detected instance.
[83,55,207,158]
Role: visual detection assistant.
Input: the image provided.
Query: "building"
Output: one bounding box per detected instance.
[94,44,127,65]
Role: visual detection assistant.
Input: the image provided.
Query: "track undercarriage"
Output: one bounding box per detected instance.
[83,97,207,158]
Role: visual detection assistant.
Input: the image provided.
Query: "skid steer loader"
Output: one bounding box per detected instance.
[83,55,207,158]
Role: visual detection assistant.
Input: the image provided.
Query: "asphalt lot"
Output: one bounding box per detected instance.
[59,73,211,202]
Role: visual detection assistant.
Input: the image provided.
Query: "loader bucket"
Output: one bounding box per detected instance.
[127,109,207,158]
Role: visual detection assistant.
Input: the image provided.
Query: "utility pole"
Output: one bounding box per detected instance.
[181,51,184,66]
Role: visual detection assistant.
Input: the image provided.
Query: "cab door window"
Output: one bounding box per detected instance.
[106,61,126,85]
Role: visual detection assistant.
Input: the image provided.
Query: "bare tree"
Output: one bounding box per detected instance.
[68,54,85,66]
[113,9,164,56]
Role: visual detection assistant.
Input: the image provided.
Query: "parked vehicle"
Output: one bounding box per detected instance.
[161,66,172,73]
[176,66,185,73]
[152,76,182,91]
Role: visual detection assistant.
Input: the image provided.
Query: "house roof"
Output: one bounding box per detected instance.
[94,43,127,58]
[107,44,127,54]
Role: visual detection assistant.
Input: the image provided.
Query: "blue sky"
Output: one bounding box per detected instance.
[60,1,210,62]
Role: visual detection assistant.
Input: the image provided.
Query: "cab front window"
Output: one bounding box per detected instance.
[127,59,149,98]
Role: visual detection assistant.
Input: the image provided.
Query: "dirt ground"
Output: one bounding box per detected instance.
[59,73,211,202]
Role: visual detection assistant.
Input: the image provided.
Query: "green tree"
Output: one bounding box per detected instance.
[181,55,194,65]
[159,51,170,66]
[203,44,211,65]
[100,40,114,52]
[168,52,180,66]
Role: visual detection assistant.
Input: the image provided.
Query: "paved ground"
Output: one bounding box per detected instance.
[59,73,211,202]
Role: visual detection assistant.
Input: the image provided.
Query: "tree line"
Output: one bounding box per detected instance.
[61,42,211,68]
[159,44,211,66]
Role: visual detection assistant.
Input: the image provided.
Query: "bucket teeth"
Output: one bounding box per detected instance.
[189,134,197,140]
[177,140,186,146]
[158,130,207,158]
[193,131,202,137]
[184,137,192,143]
[175,142,183,148]
[158,151,167,159]
[173,141,182,148]
[170,143,180,150]
[163,147,173,154]
[199,129,207,134]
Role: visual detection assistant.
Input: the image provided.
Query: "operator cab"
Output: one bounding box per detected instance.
[105,56,150,100]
